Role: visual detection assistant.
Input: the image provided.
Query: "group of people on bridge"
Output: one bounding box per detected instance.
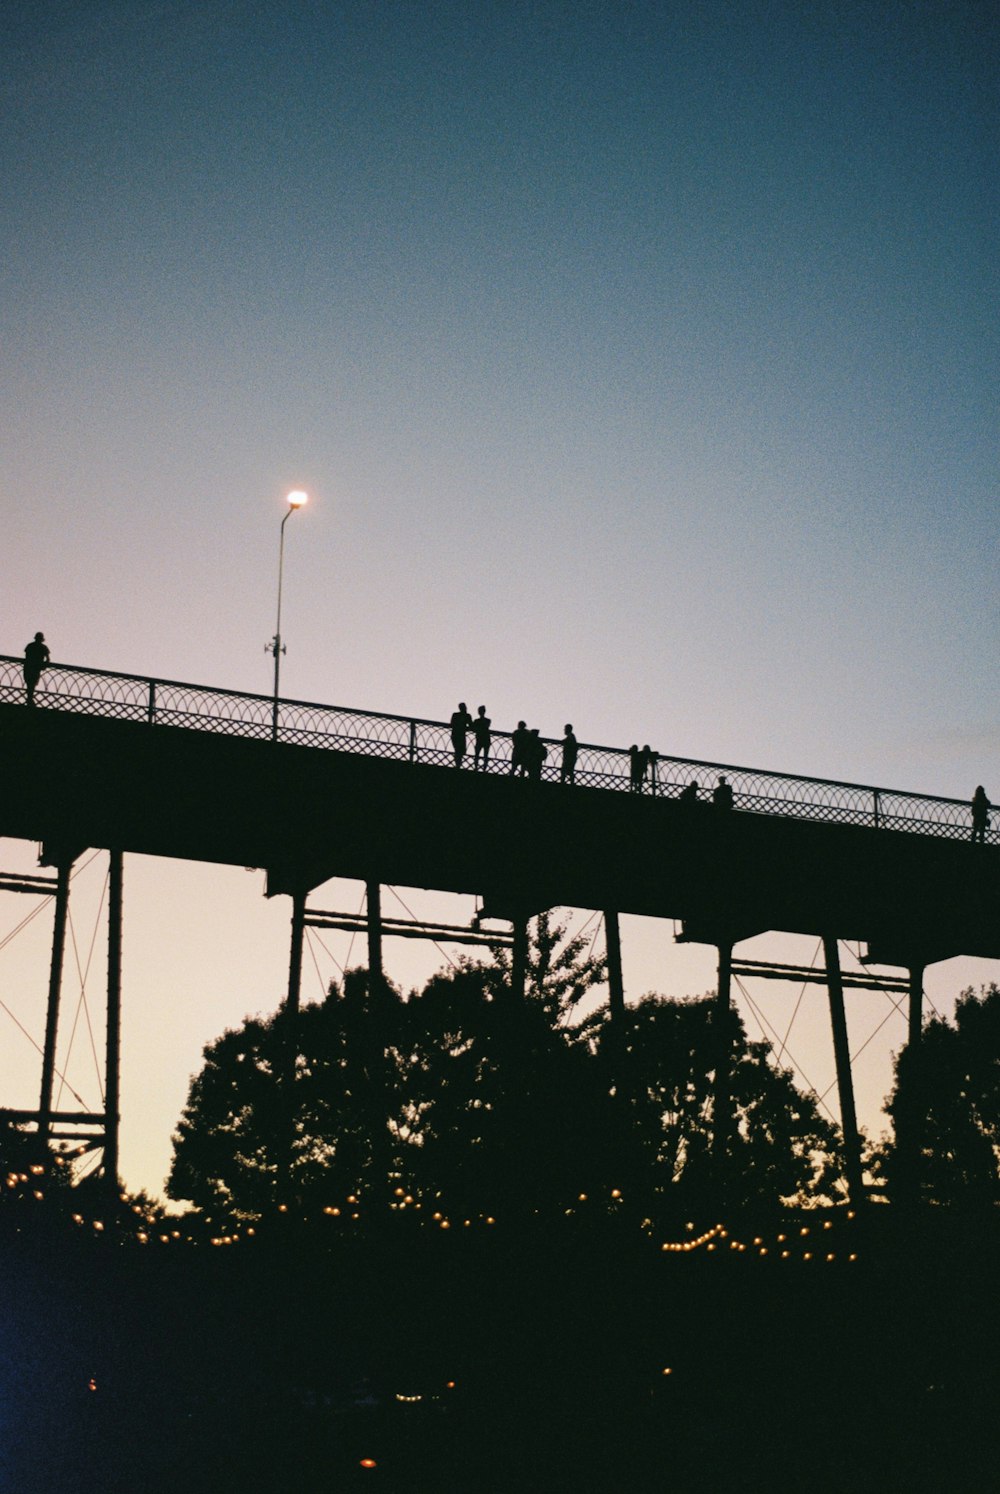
[448,702,736,805]
[448,704,578,783]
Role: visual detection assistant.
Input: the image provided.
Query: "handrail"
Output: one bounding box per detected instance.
[0,654,992,846]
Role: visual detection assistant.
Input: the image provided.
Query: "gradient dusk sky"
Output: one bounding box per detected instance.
[2,1,997,1201]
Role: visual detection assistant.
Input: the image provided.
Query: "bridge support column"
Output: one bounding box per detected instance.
[104,850,123,1195]
[277,888,308,1209]
[712,940,733,1172]
[823,936,865,1210]
[39,857,74,1140]
[366,881,383,992]
[897,964,925,1208]
[286,890,306,1013]
[511,914,529,1003]
[604,910,626,1086]
[365,881,391,1195]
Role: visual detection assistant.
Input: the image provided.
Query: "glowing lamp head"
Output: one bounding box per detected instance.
[286,489,308,509]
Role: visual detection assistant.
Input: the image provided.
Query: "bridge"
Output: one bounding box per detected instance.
[2,653,998,1204]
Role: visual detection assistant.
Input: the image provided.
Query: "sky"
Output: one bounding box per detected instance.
[2,0,997,1202]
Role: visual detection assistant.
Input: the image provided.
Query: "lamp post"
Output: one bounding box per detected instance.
[267,490,308,739]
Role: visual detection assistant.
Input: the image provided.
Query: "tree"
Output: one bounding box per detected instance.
[167,969,408,1220]
[399,958,616,1218]
[167,912,610,1222]
[479,908,607,1022]
[576,993,844,1214]
[882,984,1000,1207]
[167,918,843,1224]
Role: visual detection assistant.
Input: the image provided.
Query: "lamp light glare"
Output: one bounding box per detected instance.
[287,490,308,509]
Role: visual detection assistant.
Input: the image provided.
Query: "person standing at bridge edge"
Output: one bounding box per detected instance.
[511,720,530,776]
[971,785,991,843]
[713,774,734,810]
[450,702,474,767]
[528,728,547,781]
[473,706,491,770]
[560,725,578,784]
[23,632,50,706]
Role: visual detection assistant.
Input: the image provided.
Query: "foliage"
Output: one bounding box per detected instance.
[882,984,1000,1207]
[167,968,407,1219]
[577,993,844,1213]
[166,913,845,1222]
[479,908,607,1020]
[0,1122,80,1226]
[398,962,617,1216]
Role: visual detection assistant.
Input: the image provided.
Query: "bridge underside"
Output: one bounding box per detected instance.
[2,704,998,966]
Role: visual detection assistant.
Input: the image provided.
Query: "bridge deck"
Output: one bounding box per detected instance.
[1,658,998,966]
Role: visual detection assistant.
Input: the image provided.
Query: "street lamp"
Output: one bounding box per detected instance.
[267,490,308,737]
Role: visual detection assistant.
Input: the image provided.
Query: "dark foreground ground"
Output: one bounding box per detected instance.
[2,1211,997,1494]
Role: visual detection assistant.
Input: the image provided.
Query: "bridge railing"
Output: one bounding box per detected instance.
[0,655,991,845]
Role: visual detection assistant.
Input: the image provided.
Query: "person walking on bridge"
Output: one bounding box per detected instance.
[23,632,50,706]
[971,785,991,844]
[449,703,474,767]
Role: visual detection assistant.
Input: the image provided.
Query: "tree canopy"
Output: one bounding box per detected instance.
[167,913,845,1222]
[577,993,843,1214]
[882,983,1000,1208]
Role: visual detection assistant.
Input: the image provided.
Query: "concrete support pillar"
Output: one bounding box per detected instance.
[38,858,73,1138]
[823,935,865,1210]
[104,850,123,1193]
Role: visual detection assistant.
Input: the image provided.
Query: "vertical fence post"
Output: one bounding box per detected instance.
[408,720,416,763]
[147,680,156,724]
[873,789,881,829]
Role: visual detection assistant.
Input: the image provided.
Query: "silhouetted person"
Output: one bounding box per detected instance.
[971,785,991,844]
[527,728,547,781]
[511,720,530,776]
[679,779,699,805]
[560,725,578,784]
[473,706,492,770]
[641,745,656,792]
[713,774,734,810]
[23,632,50,706]
[450,702,473,767]
[628,745,642,792]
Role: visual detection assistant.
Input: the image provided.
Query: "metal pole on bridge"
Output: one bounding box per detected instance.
[267,490,308,741]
